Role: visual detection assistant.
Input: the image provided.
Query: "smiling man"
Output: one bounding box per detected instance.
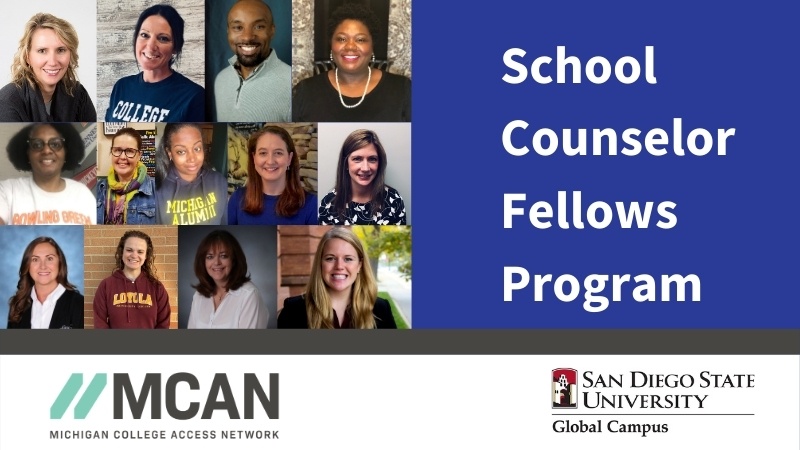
[214,0,290,121]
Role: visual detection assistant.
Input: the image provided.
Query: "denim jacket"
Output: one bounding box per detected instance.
[96,175,157,224]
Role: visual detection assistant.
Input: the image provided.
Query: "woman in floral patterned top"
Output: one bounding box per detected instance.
[319,129,406,225]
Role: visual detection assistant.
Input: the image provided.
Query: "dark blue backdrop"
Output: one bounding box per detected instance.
[413,1,800,327]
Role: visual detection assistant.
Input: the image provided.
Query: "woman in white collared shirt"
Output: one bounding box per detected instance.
[187,230,267,329]
[6,236,83,329]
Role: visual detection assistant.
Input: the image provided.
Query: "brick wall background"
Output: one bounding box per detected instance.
[83,225,179,329]
[227,122,319,197]
[277,225,333,311]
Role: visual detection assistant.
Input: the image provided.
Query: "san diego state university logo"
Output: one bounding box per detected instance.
[552,368,577,409]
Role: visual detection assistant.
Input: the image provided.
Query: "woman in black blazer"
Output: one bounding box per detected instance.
[7,236,83,329]
[278,227,396,329]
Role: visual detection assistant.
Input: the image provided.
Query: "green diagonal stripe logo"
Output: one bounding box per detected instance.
[50,373,107,420]
[74,374,107,419]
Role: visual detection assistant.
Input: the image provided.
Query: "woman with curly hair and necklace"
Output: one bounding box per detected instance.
[292,3,410,122]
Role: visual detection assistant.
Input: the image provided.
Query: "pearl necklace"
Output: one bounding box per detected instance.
[335,66,371,109]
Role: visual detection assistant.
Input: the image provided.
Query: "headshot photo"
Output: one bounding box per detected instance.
[97,0,206,122]
[84,225,178,329]
[154,123,229,225]
[227,122,318,225]
[0,123,97,226]
[206,0,292,122]
[178,226,277,329]
[292,0,411,122]
[95,127,157,225]
[0,226,85,329]
[276,225,410,329]
[317,122,410,225]
[0,1,98,122]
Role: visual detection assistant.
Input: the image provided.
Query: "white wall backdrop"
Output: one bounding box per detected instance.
[0,0,98,110]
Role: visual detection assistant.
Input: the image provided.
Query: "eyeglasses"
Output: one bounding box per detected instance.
[27,138,65,152]
[111,147,140,158]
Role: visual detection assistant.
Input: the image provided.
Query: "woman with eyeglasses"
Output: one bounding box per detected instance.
[95,128,156,224]
[0,123,96,225]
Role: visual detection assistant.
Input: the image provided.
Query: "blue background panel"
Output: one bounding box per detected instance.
[412,1,800,327]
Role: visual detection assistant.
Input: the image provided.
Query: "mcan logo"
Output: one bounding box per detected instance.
[51,373,107,419]
[552,368,577,408]
[50,372,279,420]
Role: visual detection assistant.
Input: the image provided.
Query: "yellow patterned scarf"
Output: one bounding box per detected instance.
[105,162,147,224]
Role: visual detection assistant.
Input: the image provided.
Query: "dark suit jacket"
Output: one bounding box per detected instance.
[278,295,397,329]
[7,290,85,329]
[0,81,96,122]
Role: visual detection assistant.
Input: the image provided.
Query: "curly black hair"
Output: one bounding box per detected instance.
[6,123,85,172]
[328,3,382,44]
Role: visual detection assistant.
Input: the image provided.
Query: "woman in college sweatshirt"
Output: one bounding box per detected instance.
[93,230,170,329]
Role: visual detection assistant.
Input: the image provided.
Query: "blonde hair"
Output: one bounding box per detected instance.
[11,13,80,95]
[305,227,378,329]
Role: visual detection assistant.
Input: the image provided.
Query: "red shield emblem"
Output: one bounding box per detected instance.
[552,368,578,408]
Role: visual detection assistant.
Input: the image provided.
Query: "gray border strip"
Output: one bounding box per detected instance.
[0,330,798,355]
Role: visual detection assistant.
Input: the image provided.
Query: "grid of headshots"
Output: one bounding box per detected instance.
[0,0,412,329]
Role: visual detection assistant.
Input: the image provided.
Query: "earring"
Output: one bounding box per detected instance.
[330,52,334,61]
[372,54,376,63]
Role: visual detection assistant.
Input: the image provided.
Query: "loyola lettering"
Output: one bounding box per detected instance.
[113,292,154,306]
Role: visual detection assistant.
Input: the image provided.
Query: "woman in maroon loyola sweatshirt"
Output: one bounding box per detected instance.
[93,230,170,328]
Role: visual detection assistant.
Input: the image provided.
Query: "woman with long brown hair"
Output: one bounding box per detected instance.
[319,129,405,225]
[227,125,317,224]
[7,236,83,329]
[278,227,396,329]
[93,230,170,329]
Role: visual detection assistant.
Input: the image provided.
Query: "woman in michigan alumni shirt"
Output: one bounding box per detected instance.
[93,230,170,329]
[155,123,227,225]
